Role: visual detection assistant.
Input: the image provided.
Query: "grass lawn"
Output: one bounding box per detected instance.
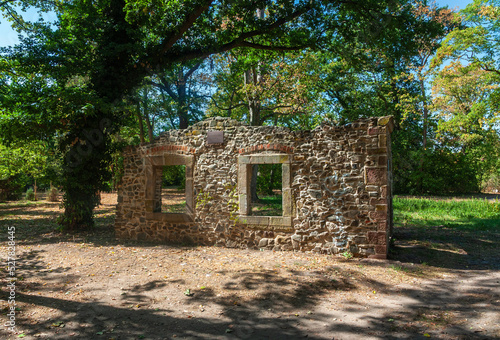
[251,195,283,216]
[394,196,500,230]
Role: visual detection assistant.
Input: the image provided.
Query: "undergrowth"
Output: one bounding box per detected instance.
[394,197,500,231]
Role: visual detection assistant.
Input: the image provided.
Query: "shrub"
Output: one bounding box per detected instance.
[481,171,500,193]
[25,188,36,201]
[0,174,30,201]
[46,187,59,202]
[393,148,479,195]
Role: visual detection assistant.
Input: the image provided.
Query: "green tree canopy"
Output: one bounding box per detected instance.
[431,0,500,192]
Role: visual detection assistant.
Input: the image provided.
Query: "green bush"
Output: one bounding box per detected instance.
[0,174,28,201]
[25,188,36,201]
[481,171,500,193]
[394,148,479,195]
[46,187,59,202]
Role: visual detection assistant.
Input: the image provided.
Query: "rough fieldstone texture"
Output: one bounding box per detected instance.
[115,116,394,258]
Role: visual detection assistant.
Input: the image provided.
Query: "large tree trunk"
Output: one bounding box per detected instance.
[420,77,428,150]
[144,111,154,143]
[268,165,275,196]
[248,8,266,205]
[249,99,261,126]
[33,179,38,201]
[245,67,262,126]
[59,0,139,231]
[59,117,111,231]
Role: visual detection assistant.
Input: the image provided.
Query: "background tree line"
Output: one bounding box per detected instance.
[0,0,499,230]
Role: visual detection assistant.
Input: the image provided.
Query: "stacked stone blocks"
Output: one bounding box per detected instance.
[115,116,394,258]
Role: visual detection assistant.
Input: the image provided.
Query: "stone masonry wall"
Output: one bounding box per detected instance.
[115,116,394,258]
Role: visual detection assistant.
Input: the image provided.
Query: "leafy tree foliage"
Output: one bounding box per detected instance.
[309,3,461,194]
[147,60,212,130]
[0,140,62,200]
[162,165,186,189]
[208,50,322,127]
[434,0,500,75]
[256,163,282,197]
[432,0,500,192]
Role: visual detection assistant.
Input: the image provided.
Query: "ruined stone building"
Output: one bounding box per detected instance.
[115,116,394,258]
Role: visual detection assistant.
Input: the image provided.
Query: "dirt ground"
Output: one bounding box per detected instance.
[0,193,499,339]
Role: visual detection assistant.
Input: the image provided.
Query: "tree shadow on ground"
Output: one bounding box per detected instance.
[3,197,498,272]
[391,223,500,270]
[2,198,500,338]
[6,256,499,340]
[1,238,498,338]
[0,206,115,221]
[0,203,121,246]
[0,206,60,218]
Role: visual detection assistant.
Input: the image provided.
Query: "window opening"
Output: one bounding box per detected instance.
[238,153,292,227]
[251,163,282,216]
[161,165,186,213]
[146,153,194,222]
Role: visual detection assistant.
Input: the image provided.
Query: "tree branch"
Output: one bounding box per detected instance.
[184,62,202,81]
[207,95,246,111]
[161,0,214,55]
[162,3,312,65]
[159,88,177,128]
[149,76,178,101]
[481,65,500,77]
[167,40,310,65]
[261,105,295,111]
[239,41,311,51]
[260,108,307,122]
[4,5,29,31]
[236,4,311,41]
[0,0,17,7]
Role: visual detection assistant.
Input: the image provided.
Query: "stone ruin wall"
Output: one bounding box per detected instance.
[115,116,394,259]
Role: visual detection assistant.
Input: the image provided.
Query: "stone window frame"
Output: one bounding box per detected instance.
[237,153,292,227]
[145,154,194,223]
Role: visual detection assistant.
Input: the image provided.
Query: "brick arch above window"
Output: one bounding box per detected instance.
[238,144,294,155]
[145,145,196,155]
